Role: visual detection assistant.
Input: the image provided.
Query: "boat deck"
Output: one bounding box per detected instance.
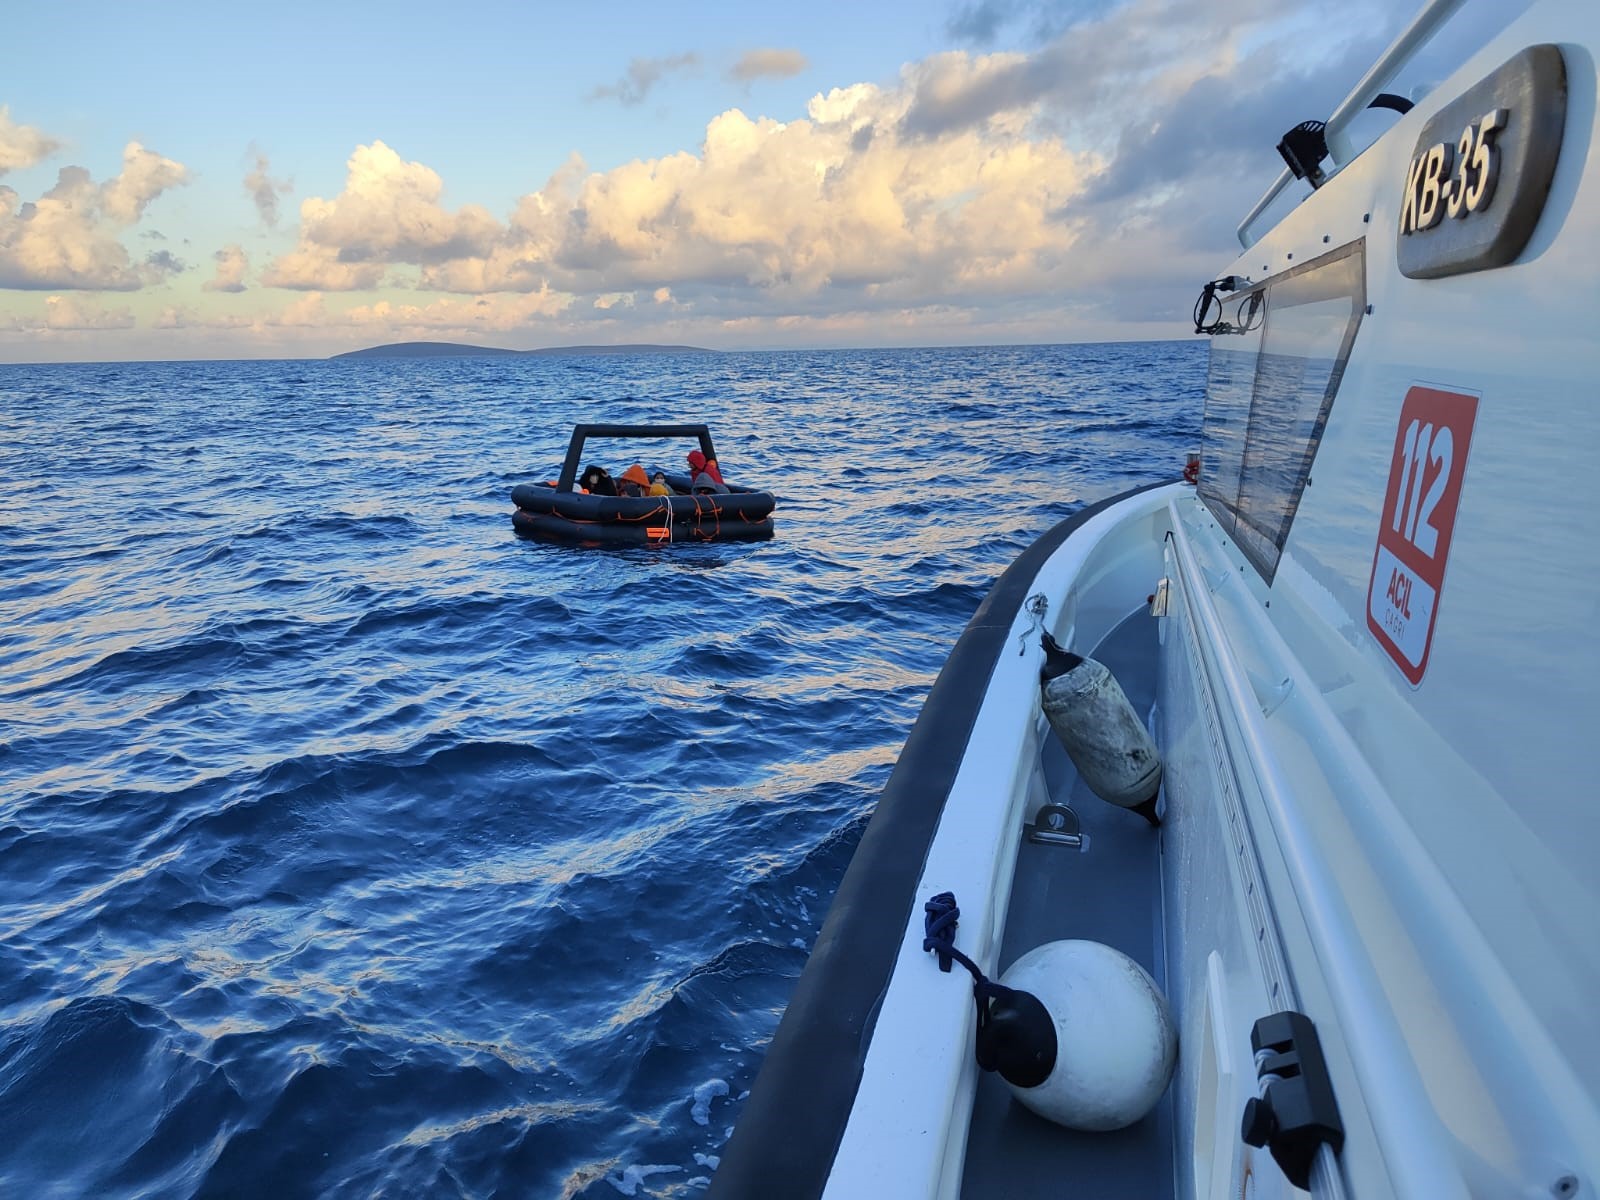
[960,606,1174,1199]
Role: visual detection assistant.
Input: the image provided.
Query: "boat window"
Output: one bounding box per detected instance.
[1197,308,1264,543]
[1198,240,1366,580]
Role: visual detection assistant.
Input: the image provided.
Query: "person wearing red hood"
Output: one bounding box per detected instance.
[686,449,725,486]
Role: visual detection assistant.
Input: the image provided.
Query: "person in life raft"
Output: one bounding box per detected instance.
[579,464,618,495]
[617,464,651,497]
[687,449,729,494]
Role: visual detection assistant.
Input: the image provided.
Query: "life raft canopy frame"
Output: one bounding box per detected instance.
[555,423,719,492]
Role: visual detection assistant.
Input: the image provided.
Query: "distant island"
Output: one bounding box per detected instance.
[331,341,714,360]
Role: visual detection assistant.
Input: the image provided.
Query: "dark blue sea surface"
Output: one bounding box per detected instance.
[0,343,1203,1198]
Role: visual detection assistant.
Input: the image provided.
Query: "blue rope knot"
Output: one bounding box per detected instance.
[921,891,1043,1079]
[922,890,985,982]
[922,891,962,972]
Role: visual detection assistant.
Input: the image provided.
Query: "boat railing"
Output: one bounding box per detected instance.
[1236,0,1470,248]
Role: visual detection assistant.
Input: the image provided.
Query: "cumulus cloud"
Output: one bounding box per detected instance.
[259,67,1101,319]
[44,294,135,330]
[847,0,1406,327]
[352,290,570,331]
[407,82,1092,313]
[0,106,61,174]
[155,304,254,330]
[245,150,293,226]
[0,294,136,332]
[590,53,700,106]
[729,49,809,83]
[135,287,571,354]
[261,140,499,289]
[205,243,248,292]
[0,142,190,290]
[260,242,386,291]
[235,0,1427,344]
[99,142,188,224]
[896,48,1045,140]
[262,289,569,332]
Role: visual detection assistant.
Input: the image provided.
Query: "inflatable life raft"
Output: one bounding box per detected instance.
[511,423,776,545]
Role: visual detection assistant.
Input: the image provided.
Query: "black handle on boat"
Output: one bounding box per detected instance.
[1241,1011,1345,1190]
[556,423,718,491]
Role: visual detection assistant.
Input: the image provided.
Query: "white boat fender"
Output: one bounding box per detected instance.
[1038,631,1163,826]
[923,892,1177,1131]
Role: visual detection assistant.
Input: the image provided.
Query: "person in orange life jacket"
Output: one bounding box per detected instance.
[686,449,729,494]
[648,471,674,497]
[686,449,725,485]
[579,464,618,495]
[618,463,650,496]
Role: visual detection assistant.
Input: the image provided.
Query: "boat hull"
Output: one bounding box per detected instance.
[510,481,776,545]
[510,506,774,545]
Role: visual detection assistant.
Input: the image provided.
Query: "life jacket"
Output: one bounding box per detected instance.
[687,449,724,484]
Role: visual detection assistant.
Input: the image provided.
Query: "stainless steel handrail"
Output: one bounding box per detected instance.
[1236,167,1296,250]
[1323,0,1468,165]
[1236,0,1470,248]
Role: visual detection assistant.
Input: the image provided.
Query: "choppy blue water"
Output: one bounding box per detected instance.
[0,343,1203,1199]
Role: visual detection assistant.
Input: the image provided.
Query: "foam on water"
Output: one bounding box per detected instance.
[0,344,1202,1197]
[689,1079,729,1127]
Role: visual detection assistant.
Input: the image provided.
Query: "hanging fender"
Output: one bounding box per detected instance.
[1038,632,1163,826]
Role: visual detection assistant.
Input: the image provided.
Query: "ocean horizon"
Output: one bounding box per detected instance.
[0,335,1194,370]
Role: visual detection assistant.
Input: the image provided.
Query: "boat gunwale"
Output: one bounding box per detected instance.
[707,478,1174,1199]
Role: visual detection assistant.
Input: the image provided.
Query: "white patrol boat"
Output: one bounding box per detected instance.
[710,1,1600,1196]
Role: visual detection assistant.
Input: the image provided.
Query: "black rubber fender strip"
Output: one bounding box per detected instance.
[511,483,776,523]
[511,508,774,544]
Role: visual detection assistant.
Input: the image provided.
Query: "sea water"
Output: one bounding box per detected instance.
[0,342,1204,1198]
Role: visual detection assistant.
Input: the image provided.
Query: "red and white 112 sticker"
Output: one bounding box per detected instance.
[1367,385,1478,685]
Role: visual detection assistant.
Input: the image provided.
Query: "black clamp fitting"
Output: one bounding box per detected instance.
[1240,1011,1344,1190]
[1193,275,1246,335]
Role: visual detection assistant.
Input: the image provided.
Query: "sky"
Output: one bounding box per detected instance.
[0,0,1526,362]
